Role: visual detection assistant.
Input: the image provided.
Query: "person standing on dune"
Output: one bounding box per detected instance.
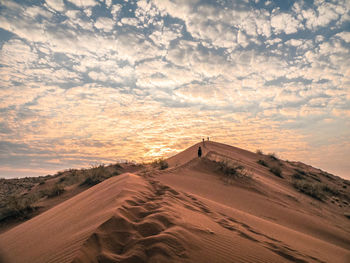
[198,146,202,158]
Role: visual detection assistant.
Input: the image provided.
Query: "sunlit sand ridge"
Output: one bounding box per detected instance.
[0,141,349,263]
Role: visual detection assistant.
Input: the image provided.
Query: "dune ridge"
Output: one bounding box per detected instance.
[0,141,349,262]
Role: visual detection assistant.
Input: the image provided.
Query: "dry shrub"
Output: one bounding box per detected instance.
[292,173,304,180]
[80,164,120,186]
[256,149,263,155]
[267,153,278,161]
[43,183,65,198]
[270,165,283,178]
[80,165,107,186]
[292,180,325,201]
[257,159,268,167]
[216,159,252,180]
[1,195,35,221]
[152,159,169,170]
[322,185,339,196]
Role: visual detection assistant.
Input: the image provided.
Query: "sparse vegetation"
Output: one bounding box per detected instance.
[322,185,339,196]
[152,159,169,170]
[218,160,243,176]
[294,169,306,176]
[256,149,263,155]
[81,176,100,186]
[267,153,278,161]
[214,159,252,180]
[44,183,65,198]
[269,165,283,178]
[292,173,304,180]
[1,195,36,222]
[59,177,66,183]
[292,179,342,201]
[292,180,325,201]
[80,164,108,186]
[308,172,321,182]
[0,162,129,230]
[159,160,169,170]
[321,171,335,181]
[257,159,268,167]
[79,164,121,186]
[255,153,283,178]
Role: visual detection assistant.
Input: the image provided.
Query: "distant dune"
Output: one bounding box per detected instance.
[0,141,349,262]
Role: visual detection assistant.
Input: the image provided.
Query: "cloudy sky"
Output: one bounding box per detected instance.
[0,0,349,179]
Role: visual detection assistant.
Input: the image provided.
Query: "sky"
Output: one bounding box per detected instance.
[0,0,349,179]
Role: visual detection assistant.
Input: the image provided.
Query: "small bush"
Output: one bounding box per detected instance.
[292,173,304,180]
[216,159,251,179]
[45,184,65,198]
[294,169,306,176]
[321,171,335,181]
[322,185,339,196]
[218,160,241,176]
[1,195,35,221]
[113,163,122,169]
[267,153,278,161]
[80,164,108,186]
[159,160,169,170]
[309,173,321,182]
[270,166,283,178]
[292,181,325,201]
[81,176,101,186]
[256,149,263,155]
[152,159,169,170]
[257,159,268,167]
[59,177,66,183]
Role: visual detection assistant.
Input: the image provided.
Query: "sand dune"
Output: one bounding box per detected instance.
[1,141,349,262]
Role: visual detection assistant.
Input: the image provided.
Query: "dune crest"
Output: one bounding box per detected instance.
[1,141,350,263]
[72,180,196,263]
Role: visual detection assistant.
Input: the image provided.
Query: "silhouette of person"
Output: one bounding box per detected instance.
[207,137,209,141]
[198,146,202,158]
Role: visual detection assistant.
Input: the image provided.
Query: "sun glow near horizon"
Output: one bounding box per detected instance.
[0,0,349,179]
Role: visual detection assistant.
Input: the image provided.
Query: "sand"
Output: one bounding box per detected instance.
[0,141,349,262]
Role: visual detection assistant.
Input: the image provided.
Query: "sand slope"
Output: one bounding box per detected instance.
[1,141,349,262]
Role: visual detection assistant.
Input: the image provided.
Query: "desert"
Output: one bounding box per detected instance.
[1,141,349,262]
[1,0,350,262]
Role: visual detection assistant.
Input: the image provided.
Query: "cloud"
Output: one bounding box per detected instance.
[271,12,303,34]
[300,1,345,30]
[68,0,97,8]
[45,0,65,12]
[111,4,122,20]
[94,16,115,32]
[120,17,139,27]
[237,30,249,47]
[0,122,12,134]
[336,32,350,43]
[114,32,159,64]
[0,39,38,68]
[149,25,183,48]
[0,0,349,180]
[105,0,112,9]
[285,38,303,47]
